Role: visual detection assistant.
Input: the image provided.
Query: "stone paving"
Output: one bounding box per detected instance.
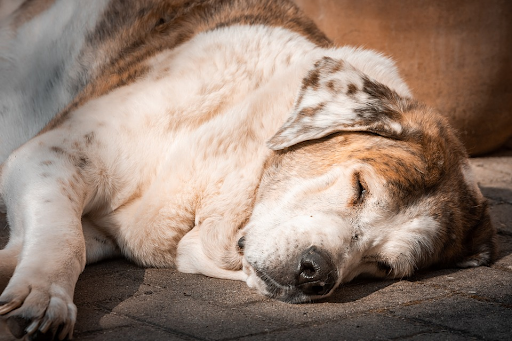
[0,143,511,340]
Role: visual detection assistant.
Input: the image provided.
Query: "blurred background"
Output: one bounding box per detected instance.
[294,0,512,155]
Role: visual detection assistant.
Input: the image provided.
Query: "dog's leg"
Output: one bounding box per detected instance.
[177,226,247,281]
[0,137,90,340]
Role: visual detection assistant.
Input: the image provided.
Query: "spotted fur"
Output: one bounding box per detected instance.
[0,0,496,339]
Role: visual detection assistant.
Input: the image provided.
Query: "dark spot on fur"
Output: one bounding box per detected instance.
[154,17,167,29]
[347,83,357,95]
[326,79,344,94]
[297,103,325,118]
[84,132,95,146]
[352,77,403,123]
[326,80,336,92]
[50,146,66,155]
[362,77,393,100]
[302,68,320,91]
[76,156,89,169]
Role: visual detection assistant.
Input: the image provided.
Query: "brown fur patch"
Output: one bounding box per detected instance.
[354,77,405,125]
[347,83,357,96]
[40,0,330,133]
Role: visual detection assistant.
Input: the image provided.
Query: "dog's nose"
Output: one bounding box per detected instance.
[295,246,337,296]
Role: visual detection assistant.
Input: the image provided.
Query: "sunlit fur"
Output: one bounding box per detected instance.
[0,0,495,339]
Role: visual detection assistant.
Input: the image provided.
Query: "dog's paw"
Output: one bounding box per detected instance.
[0,281,76,340]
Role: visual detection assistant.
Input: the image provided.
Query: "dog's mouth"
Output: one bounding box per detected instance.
[239,238,338,303]
[255,267,337,303]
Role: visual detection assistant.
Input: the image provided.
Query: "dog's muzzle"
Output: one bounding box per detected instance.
[240,236,338,302]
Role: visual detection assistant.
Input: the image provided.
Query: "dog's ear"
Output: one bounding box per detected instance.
[267,56,412,150]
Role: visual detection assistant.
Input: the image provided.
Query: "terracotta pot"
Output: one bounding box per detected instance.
[294,0,512,155]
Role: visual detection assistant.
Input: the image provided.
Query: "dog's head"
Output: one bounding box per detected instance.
[239,56,496,303]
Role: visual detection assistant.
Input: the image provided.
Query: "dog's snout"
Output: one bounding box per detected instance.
[296,246,336,296]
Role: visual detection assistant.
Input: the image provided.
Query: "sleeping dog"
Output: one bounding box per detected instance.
[0,0,496,339]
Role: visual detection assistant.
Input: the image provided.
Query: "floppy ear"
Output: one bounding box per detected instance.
[267,56,411,150]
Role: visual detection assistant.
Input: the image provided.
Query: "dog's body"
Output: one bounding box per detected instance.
[0,0,496,339]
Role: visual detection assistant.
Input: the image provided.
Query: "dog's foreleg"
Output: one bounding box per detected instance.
[0,137,89,340]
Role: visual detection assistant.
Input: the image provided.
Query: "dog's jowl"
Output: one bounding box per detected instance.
[0,0,496,339]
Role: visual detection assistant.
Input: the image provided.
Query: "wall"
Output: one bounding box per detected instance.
[294,0,512,155]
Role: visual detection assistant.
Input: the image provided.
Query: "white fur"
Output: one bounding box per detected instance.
[242,164,441,297]
[0,0,109,162]
[0,2,440,338]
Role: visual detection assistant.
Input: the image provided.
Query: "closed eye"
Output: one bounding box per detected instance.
[354,173,368,204]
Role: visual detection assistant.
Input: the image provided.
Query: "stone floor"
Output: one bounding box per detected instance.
[0,143,511,341]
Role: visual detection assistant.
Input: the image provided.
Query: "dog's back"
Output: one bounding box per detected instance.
[0,0,330,162]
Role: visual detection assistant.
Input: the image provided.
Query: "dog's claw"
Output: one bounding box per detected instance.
[39,319,52,334]
[26,320,41,334]
[58,324,71,341]
[0,299,22,315]
[0,282,76,340]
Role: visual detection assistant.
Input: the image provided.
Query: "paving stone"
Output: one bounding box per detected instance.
[398,331,475,341]
[471,157,512,187]
[237,313,434,341]
[495,253,512,273]
[74,260,146,307]
[471,156,512,235]
[489,203,512,234]
[412,266,512,306]
[142,268,266,306]
[100,289,283,340]
[75,324,190,341]
[236,280,451,326]
[389,296,512,340]
[496,234,512,259]
[489,234,512,274]
[73,305,139,335]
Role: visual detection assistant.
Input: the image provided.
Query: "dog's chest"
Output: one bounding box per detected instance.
[74,26,318,233]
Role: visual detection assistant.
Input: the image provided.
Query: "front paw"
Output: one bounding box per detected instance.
[0,281,76,340]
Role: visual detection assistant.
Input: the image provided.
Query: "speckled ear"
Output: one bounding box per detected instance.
[267,56,406,151]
